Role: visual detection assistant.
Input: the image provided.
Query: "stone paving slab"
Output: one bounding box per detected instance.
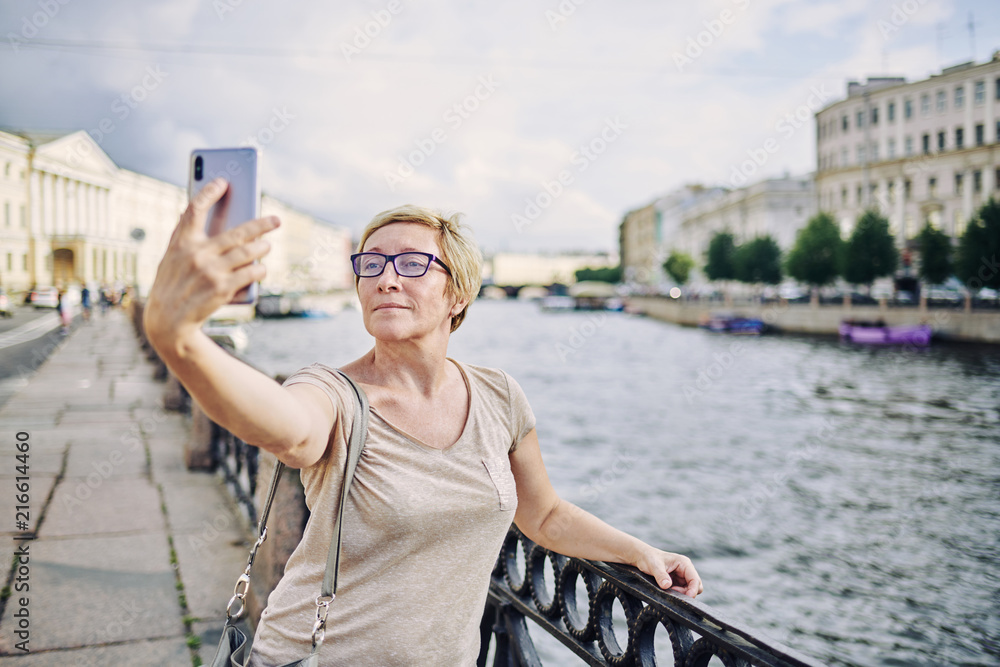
[0,533,180,653]
[56,410,142,427]
[62,440,148,479]
[41,478,164,538]
[0,636,190,665]
[148,436,192,480]
[175,527,250,620]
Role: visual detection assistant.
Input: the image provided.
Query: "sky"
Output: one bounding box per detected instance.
[2,0,1000,255]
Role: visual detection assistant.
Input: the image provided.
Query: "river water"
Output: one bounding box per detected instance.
[241,299,1000,667]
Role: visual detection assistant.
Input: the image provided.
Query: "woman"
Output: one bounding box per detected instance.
[144,178,702,666]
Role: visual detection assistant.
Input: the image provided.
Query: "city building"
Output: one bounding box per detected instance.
[815,51,1000,242]
[675,177,814,277]
[0,129,351,298]
[619,179,813,288]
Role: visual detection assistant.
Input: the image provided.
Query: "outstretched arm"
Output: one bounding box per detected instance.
[144,178,333,469]
[510,429,703,598]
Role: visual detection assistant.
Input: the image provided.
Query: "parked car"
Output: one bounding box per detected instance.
[29,286,59,309]
[0,288,12,317]
[974,287,998,305]
[924,285,963,305]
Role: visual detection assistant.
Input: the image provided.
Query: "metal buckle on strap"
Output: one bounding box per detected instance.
[311,595,335,650]
[226,573,252,621]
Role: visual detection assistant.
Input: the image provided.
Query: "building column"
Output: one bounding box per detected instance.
[894,175,905,242]
[962,167,973,233]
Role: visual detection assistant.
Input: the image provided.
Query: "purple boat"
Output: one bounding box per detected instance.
[838,320,932,346]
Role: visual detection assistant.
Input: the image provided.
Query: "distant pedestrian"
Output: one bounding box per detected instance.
[57,290,71,334]
[81,286,92,322]
[100,285,112,316]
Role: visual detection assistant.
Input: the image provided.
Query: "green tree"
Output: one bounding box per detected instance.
[662,250,695,285]
[704,232,737,282]
[956,198,1000,291]
[914,222,953,285]
[785,212,843,288]
[841,209,899,288]
[734,236,783,285]
[574,266,623,283]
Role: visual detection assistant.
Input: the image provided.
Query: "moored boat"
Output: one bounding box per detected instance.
[698,313,766,335]
[838,319,931,346]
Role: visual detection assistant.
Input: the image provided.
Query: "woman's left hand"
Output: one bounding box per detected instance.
[634,548,704,598]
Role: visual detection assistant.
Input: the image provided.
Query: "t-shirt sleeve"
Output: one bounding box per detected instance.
[503,371,536,452]
[280,363,354,467]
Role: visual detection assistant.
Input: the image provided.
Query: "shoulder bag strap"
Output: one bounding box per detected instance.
[309,369,369,651]
[225,368,370,651]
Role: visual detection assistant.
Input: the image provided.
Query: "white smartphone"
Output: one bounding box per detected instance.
[188,147,261,304]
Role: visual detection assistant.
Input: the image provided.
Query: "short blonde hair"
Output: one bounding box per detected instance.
[356,205,482,332]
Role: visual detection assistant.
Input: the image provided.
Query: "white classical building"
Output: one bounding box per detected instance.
[0,129,351,298]
[814,51,1000,241]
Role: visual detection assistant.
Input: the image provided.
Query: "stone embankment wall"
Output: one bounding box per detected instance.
[628,296,1000,344]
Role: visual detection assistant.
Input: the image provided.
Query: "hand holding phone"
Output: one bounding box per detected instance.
[188,147,261,304]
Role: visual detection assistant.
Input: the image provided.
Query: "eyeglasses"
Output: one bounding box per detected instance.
[351,252,452,278]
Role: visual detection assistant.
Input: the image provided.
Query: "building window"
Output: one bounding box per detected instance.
[955,127,964,149]
[954,86,964,108]
[955,172,963,195]
[922,133,930,154]
[871,106,879,125]
[888,101,896,122]
[936,90,946,112]
[996,120,1000,142]
[19,205,24,228]
[920,93,930,115]
[975,80,985,104]
[3,163,9,178]
[3,202,8,228]
[905,98,913,119]
[841,147,848,165]
[937,131,946,151]
[841,187,848,205]
[857,185,863,204]
[976,124,985,146]
[996,168,1000,191]
[973,170,982,193]
[22,254,27,271]
[905,135,913,155]
[856,110,864,128]
[888,180,896,204]
[842,115,849,132]
[904,179,912,200]
[929,176,937,198]
[888,137,896,158]
[871,142,879,161]
[857,145,866,163]
[5,253,10,272]
[996,77,1000,100]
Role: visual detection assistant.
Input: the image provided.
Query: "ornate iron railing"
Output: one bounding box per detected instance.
[210,423,261,526]
[480,527,825,667]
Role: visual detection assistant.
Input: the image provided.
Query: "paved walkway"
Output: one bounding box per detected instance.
[0,309,251,666]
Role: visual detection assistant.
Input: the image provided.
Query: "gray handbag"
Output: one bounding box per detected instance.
[212,370,369,667]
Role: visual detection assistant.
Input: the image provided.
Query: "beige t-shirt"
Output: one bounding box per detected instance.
[248,360,536,667]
